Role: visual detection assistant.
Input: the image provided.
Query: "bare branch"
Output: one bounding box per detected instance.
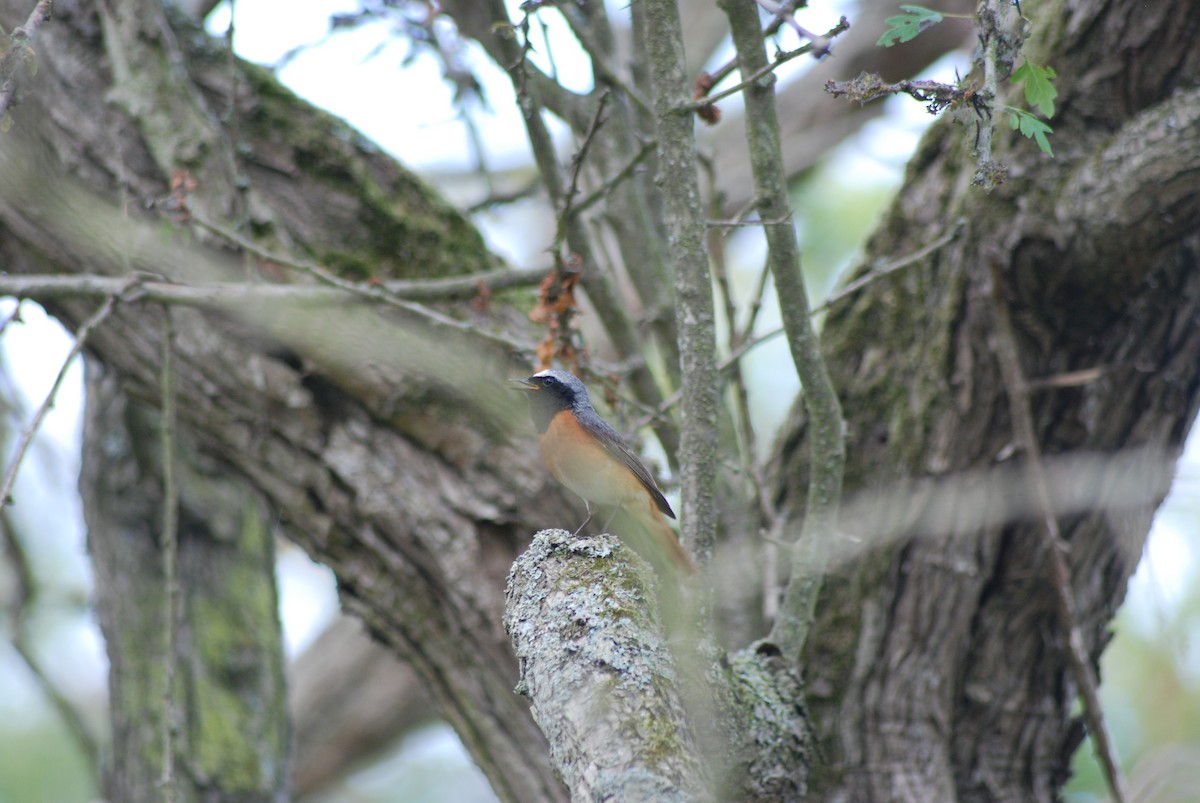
[568,138,656,220]
[0,0,53,123]
[0,286,129,507]
[452,0,673,453]
[986,255,1127,803]
[555,90,611,246]
[685,17,850,114]
[719,0,844,657]
[505,529,708,799]
[158,307,181,801]
[645,0,720,560]
[814,219,965,314]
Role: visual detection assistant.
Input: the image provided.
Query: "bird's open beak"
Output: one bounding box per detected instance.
[510,378,538,391]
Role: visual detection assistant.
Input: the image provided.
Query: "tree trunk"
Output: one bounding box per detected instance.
[83,360,290,801]
[782,2,1200,799]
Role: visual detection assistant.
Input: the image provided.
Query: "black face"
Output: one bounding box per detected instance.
[511,370,587,433]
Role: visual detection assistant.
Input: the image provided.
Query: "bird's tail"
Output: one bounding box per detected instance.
[611,497,697,576]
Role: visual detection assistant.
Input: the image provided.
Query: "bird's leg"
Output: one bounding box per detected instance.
[573,499,595,536]
[600,505,620,532]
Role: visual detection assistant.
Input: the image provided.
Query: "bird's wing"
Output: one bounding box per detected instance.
[576,409,676,519]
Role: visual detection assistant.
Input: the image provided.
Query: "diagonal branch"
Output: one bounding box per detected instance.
[0,0,53,122]
[0,286,129,506]
[986,255,1127,803]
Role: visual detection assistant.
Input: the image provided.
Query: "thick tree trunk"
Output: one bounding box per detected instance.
[781,1,1200,799]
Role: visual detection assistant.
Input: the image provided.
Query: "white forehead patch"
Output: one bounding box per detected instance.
[533,369,553,377]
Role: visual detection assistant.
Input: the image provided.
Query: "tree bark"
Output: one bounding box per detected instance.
[779,1,1200,799]
[82,360,290,802]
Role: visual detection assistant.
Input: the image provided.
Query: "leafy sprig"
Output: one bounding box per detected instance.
[1006,108,1054,156]
[878,5,944,47]
[1012,60,1057,117]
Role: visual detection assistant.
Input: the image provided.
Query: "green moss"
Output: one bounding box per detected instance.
[635,703,688,768]
[186,506,287,787]
[237,61,497,282]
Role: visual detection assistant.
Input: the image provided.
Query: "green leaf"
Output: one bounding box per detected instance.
[1008,109,1054,156]
[1011,60,1058,118]
[878,5,944,47]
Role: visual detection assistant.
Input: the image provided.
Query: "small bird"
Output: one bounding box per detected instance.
[511,369,696,574]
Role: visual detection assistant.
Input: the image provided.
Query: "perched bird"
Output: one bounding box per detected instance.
[511,370,696,574]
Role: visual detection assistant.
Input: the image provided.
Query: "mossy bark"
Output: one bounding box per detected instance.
[83,362,290,802]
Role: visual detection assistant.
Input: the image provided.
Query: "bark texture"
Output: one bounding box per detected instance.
[83,361,289,802]
[778,1,1200,800]
[505,530,708,801]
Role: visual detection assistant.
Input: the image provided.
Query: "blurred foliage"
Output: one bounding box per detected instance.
[0,663,97,802]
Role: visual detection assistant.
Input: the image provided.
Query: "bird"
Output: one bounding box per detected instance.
[511,369,696,574]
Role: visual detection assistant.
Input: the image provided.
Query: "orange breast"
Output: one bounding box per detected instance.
[539,411,645,507]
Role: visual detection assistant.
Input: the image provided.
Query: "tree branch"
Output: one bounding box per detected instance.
[684,17,849,113]
[986,255,1127,803]
[644,0,720,561]
[459,0,676,457]
[718,0,844,656]
[0,287,127,506]
[158,307,181,801]
[0,0,53,122]
[505,529,708,800]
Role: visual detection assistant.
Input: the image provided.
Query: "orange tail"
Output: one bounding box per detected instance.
[613,497,697,575]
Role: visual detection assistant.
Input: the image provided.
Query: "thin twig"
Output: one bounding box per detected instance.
[190,217,529,351]
[467,179,542,212]
[556,4,653,117]
[647,326,788,423]
[706,212,794,228]
[489,0,675,455]
[754,0,831,51]
[683,17,850,113]
[158,306,180,802]
[0,268,545,305]
[738,258,774,348]
[0,0,54,122]
[986,256,1127,803]
[0,287,129,507]
[568,138,656,219]
[1027,366,1106,390]
[556,91,611,246]
[815,219,965,314]
[825,75,974,116]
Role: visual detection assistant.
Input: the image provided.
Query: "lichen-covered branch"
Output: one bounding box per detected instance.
[505,530,708,800]
[643,0,720,559]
